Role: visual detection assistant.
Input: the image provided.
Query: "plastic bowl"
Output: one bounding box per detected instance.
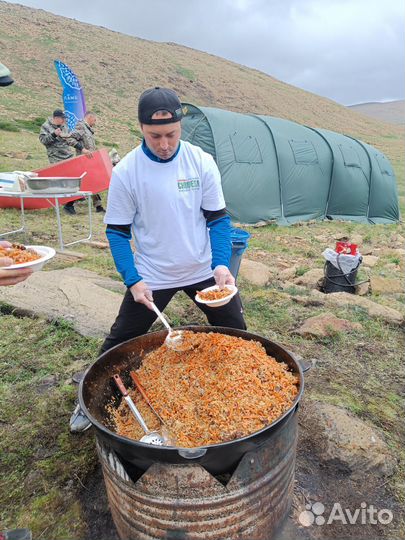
[195,284,238,308]
[2,245,56,272]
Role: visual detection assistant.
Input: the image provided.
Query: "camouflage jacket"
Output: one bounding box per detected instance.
[69,120,97,154]
[38,118,82,163]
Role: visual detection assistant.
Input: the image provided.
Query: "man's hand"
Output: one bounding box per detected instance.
[0,266,33,286]
[129,280,154,310]
[213,265,235,289]
[82,148,92,156]
[0,242,33,286]
[54,128,62,137]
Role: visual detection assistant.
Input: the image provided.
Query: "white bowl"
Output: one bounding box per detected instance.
[2,245,56,272]
[195,284,238,308]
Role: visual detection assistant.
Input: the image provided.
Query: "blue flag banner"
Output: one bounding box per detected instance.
[54,60,86,130]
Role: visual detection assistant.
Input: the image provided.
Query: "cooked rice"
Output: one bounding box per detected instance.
[110,331,299,447]
[0,243,41,264]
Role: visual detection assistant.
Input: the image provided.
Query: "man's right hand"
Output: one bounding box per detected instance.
[54,128,62,137]
[129,281,154,310]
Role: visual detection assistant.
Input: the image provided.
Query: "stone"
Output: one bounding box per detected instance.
[239,259,271,286]
[362,255,379,268]
[295,312,362,338]
[0,267,124,337]
[279,281,308,294]
[294,268,324,289]
[301,401,396,479]
[370,276,403,294]
[278,266,298,280]
[351,234,363,246]
[355,281,370,296]
[310,290,404,325]
[361,245,374,256]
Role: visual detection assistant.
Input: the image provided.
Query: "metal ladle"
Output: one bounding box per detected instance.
[113,374,165,446]
[130,370,176,446]
[150,302,184,350]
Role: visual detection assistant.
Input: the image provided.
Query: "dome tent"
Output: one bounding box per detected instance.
[181,104,399,225]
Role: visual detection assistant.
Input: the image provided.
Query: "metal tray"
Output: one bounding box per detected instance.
[25,172,86,194]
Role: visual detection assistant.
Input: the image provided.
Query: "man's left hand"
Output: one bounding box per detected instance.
[213,265,235,289]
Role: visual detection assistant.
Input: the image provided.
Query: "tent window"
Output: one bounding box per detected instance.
[375,153,392,176]
[229,133,263,164]
[339,145,361,168]
[289,140,318,165]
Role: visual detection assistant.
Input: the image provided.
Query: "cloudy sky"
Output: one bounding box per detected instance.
[6,0,404,105]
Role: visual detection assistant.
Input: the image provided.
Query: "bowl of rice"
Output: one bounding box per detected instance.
[0,244,56,272]
[195,284,238,307]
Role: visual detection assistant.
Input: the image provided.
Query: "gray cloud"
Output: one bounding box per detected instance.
[5,0,404,104]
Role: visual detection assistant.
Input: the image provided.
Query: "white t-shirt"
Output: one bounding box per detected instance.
[105,140,225,290]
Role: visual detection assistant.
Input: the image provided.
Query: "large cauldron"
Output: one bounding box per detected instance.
[79,326,304,475]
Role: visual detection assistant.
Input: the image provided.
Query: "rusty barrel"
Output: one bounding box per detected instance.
[98,410,298,540]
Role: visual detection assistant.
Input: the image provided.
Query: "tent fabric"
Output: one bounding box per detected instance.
[181,104,400,225]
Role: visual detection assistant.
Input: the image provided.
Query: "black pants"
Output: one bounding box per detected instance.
[65,194,102,209]
[101,277,246,353]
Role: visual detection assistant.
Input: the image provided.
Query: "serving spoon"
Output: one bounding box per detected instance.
[150,302,184,350]
[113,374,165,446]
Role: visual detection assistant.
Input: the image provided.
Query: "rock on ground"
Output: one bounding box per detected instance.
[355,281,370,296]
[310,290,404,325]
[0,268,125,337]
[239,259,272,286]
[296,312,362,338]
[362,255,379,268]
[278,266,298,281]
[294,269,325,289]
[300,401,397,480]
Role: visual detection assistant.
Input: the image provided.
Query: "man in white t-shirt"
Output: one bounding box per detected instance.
[70,87,246,432]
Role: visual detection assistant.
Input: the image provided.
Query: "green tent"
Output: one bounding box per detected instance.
[181,104,399,225]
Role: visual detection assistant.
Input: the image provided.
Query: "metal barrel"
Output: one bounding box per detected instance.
[97,410,298,540]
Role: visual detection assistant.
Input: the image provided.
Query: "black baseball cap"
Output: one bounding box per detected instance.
[53,109,65,118]
[138,87,183,125]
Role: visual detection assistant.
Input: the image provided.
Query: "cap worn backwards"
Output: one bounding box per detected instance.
[138,87,183,125]
[53,109,66,118]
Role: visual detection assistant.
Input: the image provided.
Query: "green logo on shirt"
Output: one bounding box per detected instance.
[177,178,200,192]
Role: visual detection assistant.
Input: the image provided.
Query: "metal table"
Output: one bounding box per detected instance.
[0,190,93,251]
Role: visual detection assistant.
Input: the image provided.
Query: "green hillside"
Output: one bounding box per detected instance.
[0,0,403,210]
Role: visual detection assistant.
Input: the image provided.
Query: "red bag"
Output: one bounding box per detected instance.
[335,241,358,255]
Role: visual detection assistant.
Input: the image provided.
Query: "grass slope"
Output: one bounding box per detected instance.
[0,0,403,213]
